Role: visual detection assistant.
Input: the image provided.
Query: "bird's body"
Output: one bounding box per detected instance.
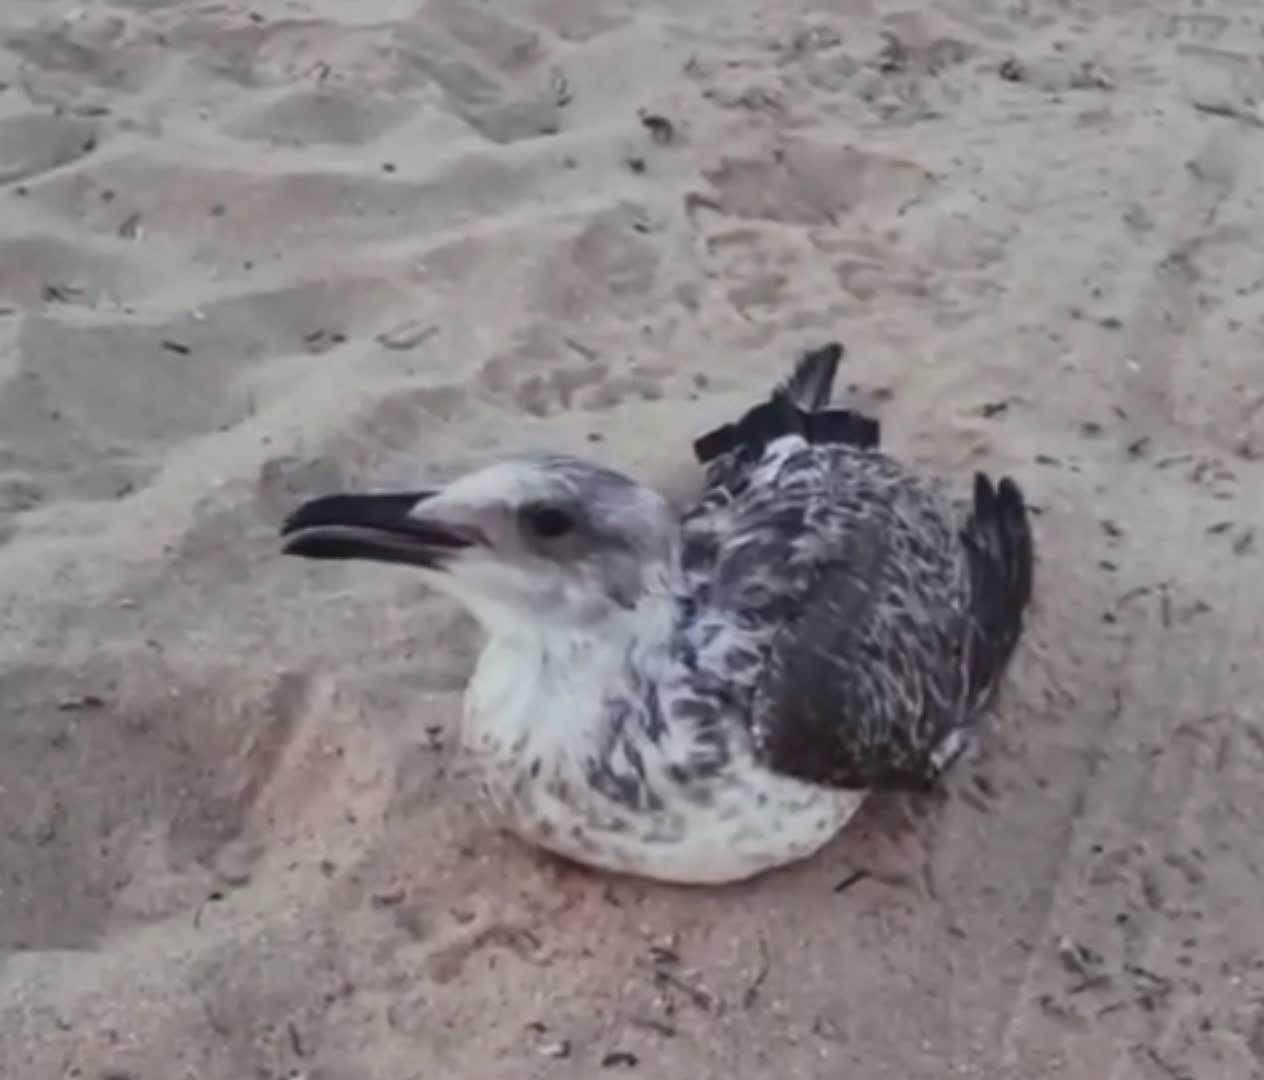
[281,342,1034,884]
[459,600,860,883]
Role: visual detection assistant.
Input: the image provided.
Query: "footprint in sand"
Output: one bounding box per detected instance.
[531,205,662,321]
[6,12,162,101]
[397,0,567,143]
[0,232,138,310]
[521,0,634,43]
[696,138,934,227]
[479,325,611,418]
[223,86,417,147]
[0,664,328,949]
[0,270,404,517]
[0,113,101,187]
[478,321,669,419]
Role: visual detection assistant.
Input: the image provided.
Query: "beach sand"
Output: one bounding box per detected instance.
[2,1,1263,1077]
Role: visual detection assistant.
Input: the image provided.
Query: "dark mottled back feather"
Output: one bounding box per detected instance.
[610,340,1032,800]
[675,427,1034,794]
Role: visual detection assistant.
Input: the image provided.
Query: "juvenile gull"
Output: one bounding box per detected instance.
[280,343,1035,884]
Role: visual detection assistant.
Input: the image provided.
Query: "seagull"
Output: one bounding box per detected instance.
[280,342,1035,884]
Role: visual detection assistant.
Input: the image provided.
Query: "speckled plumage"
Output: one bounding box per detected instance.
[281,341,1035,884]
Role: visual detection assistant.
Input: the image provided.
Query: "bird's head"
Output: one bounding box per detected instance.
[280,454,679,637]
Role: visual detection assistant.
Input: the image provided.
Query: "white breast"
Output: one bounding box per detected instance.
[459,636,867,885]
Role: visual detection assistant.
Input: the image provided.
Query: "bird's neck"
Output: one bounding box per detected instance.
[485,590,675,672]
[463,592,675,752]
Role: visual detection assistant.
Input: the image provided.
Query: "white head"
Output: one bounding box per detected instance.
[280,454,679,637]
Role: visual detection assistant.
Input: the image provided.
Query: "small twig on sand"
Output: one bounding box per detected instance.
[653,968,719,1013]
[742,937,771,1008]
[1191,99,1264,129]
[832,869,870,895]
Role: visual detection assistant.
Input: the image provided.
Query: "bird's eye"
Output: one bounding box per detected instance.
[522,505,575,539]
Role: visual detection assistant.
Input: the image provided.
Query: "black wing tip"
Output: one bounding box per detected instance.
[808,341,844,364]
[973,471,1028,513]
[967,468,1036,643]
[784,341,845,410]
[996,474,1025,509]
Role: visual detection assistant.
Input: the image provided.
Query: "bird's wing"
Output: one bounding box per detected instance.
[679,440,976,792]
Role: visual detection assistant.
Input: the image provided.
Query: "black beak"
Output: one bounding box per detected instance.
[279,490,479,569]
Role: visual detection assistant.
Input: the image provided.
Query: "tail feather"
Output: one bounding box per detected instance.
[780,341,843,410]
[693,341,879,466]
[962,473,1035,709]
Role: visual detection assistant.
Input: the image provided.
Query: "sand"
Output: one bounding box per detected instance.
[2,0,1263,1077]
